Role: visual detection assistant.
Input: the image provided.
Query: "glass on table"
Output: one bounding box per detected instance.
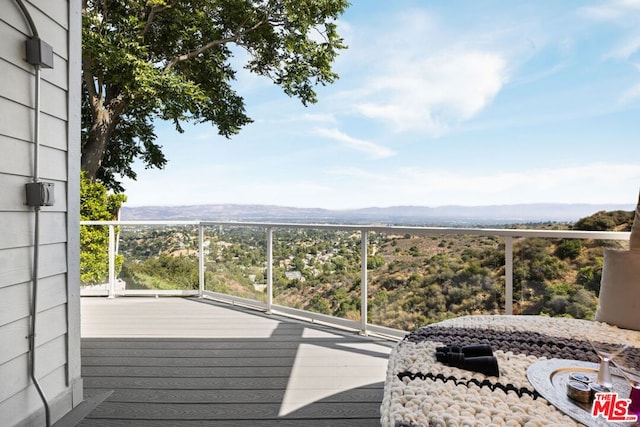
[587,328,629,389]
[614,348,640,418]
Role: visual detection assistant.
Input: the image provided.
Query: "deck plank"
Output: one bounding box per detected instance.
[84,388,383,404]
[77,297,393,425]
[82,401,382,420]
[76,419,380,426]
[82,355,299,367]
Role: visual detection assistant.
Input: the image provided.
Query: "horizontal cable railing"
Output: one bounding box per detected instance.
[80,220,630,338]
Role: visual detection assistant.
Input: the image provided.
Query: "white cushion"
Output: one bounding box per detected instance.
[595,249,640,331]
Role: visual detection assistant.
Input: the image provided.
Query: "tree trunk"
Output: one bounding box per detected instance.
[81,100,124,181]
[82,110,110,180]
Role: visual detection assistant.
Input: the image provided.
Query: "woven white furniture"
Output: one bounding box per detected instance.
[381,315,640,427]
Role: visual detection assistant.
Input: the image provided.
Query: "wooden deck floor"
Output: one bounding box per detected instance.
[74,297,394,426]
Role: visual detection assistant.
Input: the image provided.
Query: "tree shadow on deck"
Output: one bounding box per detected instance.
[74,299,392,426]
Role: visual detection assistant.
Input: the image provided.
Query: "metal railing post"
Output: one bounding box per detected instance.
[198,223,205,297]
[504,236,513,315]
[360,229,368,335]
[266,227,273,314]
[108,225,115,298]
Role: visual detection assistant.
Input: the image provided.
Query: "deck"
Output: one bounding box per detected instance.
[70,297,394,426]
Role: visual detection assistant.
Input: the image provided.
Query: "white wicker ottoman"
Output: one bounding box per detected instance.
[381,315,640,427]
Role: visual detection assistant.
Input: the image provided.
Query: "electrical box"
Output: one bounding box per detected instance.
[26,182,55,207]
[26,37,54,69]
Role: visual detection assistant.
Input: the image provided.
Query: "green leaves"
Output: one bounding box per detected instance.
[80,173,127,284]
[82,0,350,191]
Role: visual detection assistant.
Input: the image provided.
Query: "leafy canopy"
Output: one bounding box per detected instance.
[82,0,349,191]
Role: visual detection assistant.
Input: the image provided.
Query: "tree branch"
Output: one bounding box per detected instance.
[82,58,97,99]
[107,93,128,124]
[163,19,269,73]
[141,1,175,37]
[100,0,108,20]
[82,57,102,123]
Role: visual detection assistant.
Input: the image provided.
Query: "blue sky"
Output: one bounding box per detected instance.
[121,0,640,209]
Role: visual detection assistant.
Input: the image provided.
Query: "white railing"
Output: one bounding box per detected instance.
[80,220,629,338]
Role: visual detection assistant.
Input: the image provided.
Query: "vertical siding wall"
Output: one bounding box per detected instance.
[0,0,82,426]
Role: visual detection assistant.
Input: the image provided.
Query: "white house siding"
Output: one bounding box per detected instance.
[0,0,82,426]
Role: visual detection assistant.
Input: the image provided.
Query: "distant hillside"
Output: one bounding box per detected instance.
[114,207,633,329]
[120,203,634,225]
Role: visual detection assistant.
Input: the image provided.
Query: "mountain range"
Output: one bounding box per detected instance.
[120,203,634,226]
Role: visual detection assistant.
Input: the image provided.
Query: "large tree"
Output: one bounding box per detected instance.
[82,0,349,191]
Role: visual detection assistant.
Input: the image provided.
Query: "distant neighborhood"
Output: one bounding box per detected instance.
[121,202,634,225]
[88,207,633,331]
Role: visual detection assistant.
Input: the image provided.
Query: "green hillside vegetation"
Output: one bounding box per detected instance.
[108,211,632,331]
[80,173,126,284]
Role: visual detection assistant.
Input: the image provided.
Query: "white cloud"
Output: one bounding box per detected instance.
[582,0,640,21]
[620,82,640,103]
[257,112,339,126]
[606,33,640,59]
[620,0,640,7]
[353,50,508,134]
[580,1,640,105]
[511,62,568,87]
[314,128,396,159]
[325,163,640,206]
[123,159,640,209]
[333,8,513,135]
[299,113,337,124]
[326,167,382,180]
